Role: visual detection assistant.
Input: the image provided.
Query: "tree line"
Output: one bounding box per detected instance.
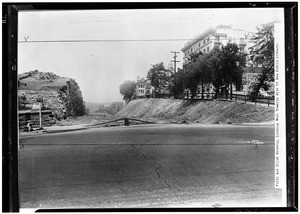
[119,23,274,102]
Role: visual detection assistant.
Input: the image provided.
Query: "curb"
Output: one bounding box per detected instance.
[44,127,88,134]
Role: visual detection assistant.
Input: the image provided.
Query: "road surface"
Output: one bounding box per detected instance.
[19,124,283,208]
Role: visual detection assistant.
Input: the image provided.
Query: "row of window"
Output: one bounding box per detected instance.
[185,35,248,56]
[185,36,211,56]
[185,45,210,57]
[186,42,246,57]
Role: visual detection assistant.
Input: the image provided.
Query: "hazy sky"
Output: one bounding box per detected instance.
[18,8,283,103]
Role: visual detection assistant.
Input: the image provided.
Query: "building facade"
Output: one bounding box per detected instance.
[135,78,155,98]
[181,25,255,64]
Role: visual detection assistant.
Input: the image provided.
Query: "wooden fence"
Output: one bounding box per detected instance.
[136,92,275,106]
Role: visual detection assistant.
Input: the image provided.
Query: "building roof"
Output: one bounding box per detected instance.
[181,25,232,52]
[137,78,146,83]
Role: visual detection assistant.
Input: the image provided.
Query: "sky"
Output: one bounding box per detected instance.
[18,8,283,103]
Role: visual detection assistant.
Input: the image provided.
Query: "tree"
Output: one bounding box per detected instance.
[85,107,90,115]
[119,80,136,102]
[220,43,246,99]
[109,102,124,115]
[187,51,202,63]
[146,62,169,94]
[184,62,201,98]
[59,79,86,117]
[18,94,30,110]
[181,51,214,99]
[170,68,186,98]
[249,22,275,96]
[194,53,214,99]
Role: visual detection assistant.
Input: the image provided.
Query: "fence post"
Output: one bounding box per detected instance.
[255,97,257,105]
[268,97,269,106]
[124,118,129,126]
[244,95,246,104]
[235,94,237,102]
[187,91,189,99]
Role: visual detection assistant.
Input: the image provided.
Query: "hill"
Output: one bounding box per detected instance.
[18,70,86,117]
[116,98,274,124]
[18,70,70,91]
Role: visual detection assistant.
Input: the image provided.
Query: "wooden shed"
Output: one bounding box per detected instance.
[18,110,56,130]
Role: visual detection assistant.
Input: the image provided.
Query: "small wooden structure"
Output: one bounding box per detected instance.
[18,110,56,130]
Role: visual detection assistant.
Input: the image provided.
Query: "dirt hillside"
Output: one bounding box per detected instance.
[116,98,274,124]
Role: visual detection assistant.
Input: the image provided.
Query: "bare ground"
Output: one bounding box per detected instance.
[116,98,274,125]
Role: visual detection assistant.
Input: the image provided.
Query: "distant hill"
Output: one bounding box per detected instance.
[85,102,103,113]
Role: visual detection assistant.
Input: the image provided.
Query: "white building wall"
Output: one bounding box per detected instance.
[182,25,255,64]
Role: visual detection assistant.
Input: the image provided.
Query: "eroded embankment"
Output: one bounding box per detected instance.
[116,98,274,124]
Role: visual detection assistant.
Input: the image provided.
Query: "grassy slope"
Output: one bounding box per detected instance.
[19,76,70,91]
[116,98,274,124]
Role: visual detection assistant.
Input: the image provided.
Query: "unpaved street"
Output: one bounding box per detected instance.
[19,124,283,208]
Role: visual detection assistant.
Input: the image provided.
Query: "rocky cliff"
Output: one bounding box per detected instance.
[18,70,86,117]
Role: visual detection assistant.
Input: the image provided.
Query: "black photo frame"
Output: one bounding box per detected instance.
[2,2,297,212]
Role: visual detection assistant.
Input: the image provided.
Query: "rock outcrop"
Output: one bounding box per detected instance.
[18,70,86,117]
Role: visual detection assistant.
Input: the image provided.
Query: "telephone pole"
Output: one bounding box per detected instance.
[171,51,180,73]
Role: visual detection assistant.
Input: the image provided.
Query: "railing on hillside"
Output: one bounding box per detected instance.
[135,92,275,106]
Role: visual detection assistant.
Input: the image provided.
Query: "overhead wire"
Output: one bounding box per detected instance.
[18,38,257,43]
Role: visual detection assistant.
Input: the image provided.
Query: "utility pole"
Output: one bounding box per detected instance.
[171,51,180,73]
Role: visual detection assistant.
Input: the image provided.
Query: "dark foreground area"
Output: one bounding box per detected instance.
[19,124,283,208]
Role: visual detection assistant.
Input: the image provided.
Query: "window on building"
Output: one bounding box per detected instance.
[207,37,209,42]
[215,36,220,41]
[207,47,209,52]
[203,39,206,44]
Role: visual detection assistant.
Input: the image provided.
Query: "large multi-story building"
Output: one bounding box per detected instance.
[181,25,255,64]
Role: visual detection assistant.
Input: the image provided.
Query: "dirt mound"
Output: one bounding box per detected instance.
[116,98,274,124]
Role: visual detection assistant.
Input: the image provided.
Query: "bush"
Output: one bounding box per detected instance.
[59,79,86,117]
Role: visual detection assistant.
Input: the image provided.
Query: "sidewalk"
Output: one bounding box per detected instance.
[19,119,275,138]
[43,124,88,133]
[19,124,88,137]
[241,121,275,126]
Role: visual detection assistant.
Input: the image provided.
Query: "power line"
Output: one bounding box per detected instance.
[18,38,257,43]
[18,39,191,43]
